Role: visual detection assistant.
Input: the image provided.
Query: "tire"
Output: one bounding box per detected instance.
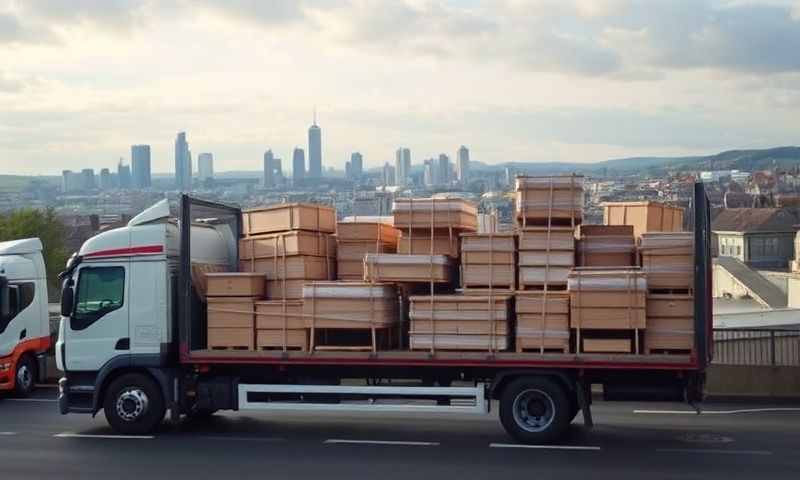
[13,355,36,397]
[569,397,581,423]
[499,377,571,444]
[103,373,165,435]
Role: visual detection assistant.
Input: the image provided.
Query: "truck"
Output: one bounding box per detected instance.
[46,184,713,444]
[0,238,52,397]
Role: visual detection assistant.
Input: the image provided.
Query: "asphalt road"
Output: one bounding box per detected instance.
[2,388,800,480]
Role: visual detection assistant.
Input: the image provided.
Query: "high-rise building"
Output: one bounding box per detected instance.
[131,145,151,189]
[308,112,322,179]
[383,162,396,186]
[117,160,132,189]
[345,161,352,180]
[263,149,275,188]
[61,170,80,193]
[175,131,192,191]
[394,147,411,187]
[437,154,450,186]
[293,147,306,186]
[457,145,470,184]
[198,153,214,181]
[423,159,435,187]
[99,168,112,190]
[81,168,96,191]
[350,152,363,180]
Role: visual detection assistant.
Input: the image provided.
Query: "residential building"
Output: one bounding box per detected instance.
[350,152,363,180]
[293,147,306,186]
[712,208,800,268]
[131,144,152,189]
[383,162,395,186]
[61,170,81,193]
[457,145,469,184]
[198,153,214,181]
[99,168,112,190]
[80,168,95,191]
[117,161,132,189]
[395,148,411,187]
[175,131,191,191]
[308,113,322,179]
[437,154,450,186]
[424,159,434,187]
[263,150,275,188]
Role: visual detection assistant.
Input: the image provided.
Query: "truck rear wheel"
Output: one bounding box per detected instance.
[103,373,165,435]
[13,355,36,397]
[499,377,571,444]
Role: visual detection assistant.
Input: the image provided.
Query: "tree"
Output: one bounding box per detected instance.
[0,208,69,300]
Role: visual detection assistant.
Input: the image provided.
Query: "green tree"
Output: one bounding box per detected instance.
[0,208,69,300]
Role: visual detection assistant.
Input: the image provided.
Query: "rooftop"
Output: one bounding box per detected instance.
[711,207,800,233]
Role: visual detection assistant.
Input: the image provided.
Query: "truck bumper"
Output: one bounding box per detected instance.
[58,376,93,414]
[58,377,69,414]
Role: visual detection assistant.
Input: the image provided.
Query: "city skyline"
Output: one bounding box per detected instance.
[4,2,799,175]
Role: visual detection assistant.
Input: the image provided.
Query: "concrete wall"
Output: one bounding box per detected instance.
[706,364,800,398]
[759,270,792,295]
[713,263,755,300]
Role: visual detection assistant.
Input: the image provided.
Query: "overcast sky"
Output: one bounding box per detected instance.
[1,0,800,175]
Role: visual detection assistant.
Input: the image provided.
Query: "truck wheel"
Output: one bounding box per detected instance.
[499,377,571,444]
[103,374,165,435]
[14,355,36,397]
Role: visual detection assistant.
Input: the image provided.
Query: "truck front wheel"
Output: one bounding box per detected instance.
[13,355,36,397]
[499,377,571,444]
[103,373,165,435]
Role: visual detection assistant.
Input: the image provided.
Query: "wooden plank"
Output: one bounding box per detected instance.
[205,273,266,297]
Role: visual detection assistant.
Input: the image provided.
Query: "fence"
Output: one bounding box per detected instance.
[712,328,800,366]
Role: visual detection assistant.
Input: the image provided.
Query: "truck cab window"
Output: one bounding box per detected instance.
[72,267,125,330]
[0,282,35,335]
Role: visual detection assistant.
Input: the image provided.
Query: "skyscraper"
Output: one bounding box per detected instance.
[99,168,112,190]
[383,162,396,186]
[293,147,306,186]
[307,112,322,179]
[198,153,214,181]
[395,148,411,187]
[424,159,435,187]
[437,154,450,186]
[350,152,363,180]
[457,145,470,184]
[117,160,132,189]
[81,168,96,190]
[131,144,151,189]
[263,149,275,188]
[175,131,191,191]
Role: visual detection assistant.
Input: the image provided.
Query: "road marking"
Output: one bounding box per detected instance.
[195,436,287,443]
[5,398,57,403]
[324,439,440,446]
[490,443,601,451]
[657,448,773,456]
[635,408,800,415]
[54,433,154,440]
[0,432,18,436]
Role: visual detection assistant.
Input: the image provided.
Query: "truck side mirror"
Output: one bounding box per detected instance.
[0,276,9,319]
[60,280,74,317]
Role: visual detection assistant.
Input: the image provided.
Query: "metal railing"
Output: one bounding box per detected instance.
[712,328,800,366]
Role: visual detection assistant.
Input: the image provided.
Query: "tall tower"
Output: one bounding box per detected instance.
[293,147,306,186]
[175,131,191,191]
[395,148,411,186]
[308,109,322,179]
[263,149,275,188]
[457,145,470,184]
[350,152,363,179]
[198,153,214,181]
[131,144,151,189]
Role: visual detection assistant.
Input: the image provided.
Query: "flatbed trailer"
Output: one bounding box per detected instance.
[56,183,712,443]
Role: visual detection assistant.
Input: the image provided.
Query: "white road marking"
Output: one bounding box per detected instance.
[0,432,18,436]
[490,443,601,451]
[54,433,154,440]
[195,436,287,443]
[5,398,57,403]
[635,408,800,415]
[657,448,773,456]
[324,439,440,446]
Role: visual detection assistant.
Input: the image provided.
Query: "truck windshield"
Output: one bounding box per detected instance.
[74,267,125,326]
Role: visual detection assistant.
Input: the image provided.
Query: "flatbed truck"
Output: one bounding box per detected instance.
[44,183,712,443]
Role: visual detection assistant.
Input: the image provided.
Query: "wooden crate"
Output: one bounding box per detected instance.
[461,233,516,253]
[640,254,694,290]
[516,291,569,314]
[255,300,304,330]
[462,264,515,289]
[515,175,584,224]
[392,198,478,230]
[410,334,508,351]
[337,218,400,243]
[409,295,510,351]
[518,250,575,266]
[243,203,336,235]
[239,254,334,281]
[266,279,305,300]
[462,251,515,264]
[518,267,571,288]
[240,231,335,259]
[645,317,694,353]
[398,230,460,257]
[205,273,265,297]
[570,307,646,329]
[208,328,254,350]
[582,338,632,353]
[410,320,509,335]
[337,241,396,260]
[518,227,576,251]
[256,329,308,351]
[336,260,365,281]
[364,254,452,283]
[207,297,255,329]
[576,224,636,267]
[647,294,693,318]
[603,201,684,238]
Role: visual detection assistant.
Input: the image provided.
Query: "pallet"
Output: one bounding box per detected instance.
[311,327,395,352]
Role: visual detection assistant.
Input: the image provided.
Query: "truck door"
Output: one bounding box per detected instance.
[64,263,129,372]
[0,281,36,357]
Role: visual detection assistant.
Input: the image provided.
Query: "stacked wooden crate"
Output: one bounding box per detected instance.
[205,273,265,350]
[364,254,452,283]
[640,232,695,354]
[460,233,516,292]
[254,300,306,351]
[303,282,398,351]
[576,225,636,268]
[409,295,511,351]
[394,198,477,258]
[239,203,336,300]
[336,216,399,281]
[515,292,570,353]
[568,269,646,354]
[517,227,575,290]
[515,175,584,228]
[603,201,684,238]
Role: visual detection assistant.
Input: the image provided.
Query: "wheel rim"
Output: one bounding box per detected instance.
[512,388,556,433]
[17,364,32,391]
[116,388,150,422]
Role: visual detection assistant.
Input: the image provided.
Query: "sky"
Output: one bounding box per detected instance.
[1,0,800,175]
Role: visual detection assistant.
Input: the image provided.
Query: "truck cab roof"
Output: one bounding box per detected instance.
[0,238,43,256]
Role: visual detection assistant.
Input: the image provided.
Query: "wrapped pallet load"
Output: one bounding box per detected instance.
[576,225,636,268]
[460,232,516,292]
[363,253,452,283]
[515,175,584,227]
[254,300,306,351]
[393,197,477,257]
[409,295,510,351]
[336,216,399,281]
[517,226,575,290]
[205,272,266,350]
[515,292,570,353]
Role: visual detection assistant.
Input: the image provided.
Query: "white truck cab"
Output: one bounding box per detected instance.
[0,238,51,396]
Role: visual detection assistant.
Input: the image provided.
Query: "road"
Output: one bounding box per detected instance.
[2,388,800,479]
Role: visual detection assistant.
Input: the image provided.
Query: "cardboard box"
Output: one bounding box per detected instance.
[242,203,336,235]
[393,198,478,230]
[398,230,460,257]
[208,328,254,350]
[364,254,452,283]
[239,254,333,280]
[240,231,335,259]
[647,294,693,318]
[266,279,305,300]
[256,329,308,351]
[255,300,305,330]
[603,201,684,238]
[205,272,266,297]
[207,297,255,329]
[582,338,632,353]
[303,282,398,329]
